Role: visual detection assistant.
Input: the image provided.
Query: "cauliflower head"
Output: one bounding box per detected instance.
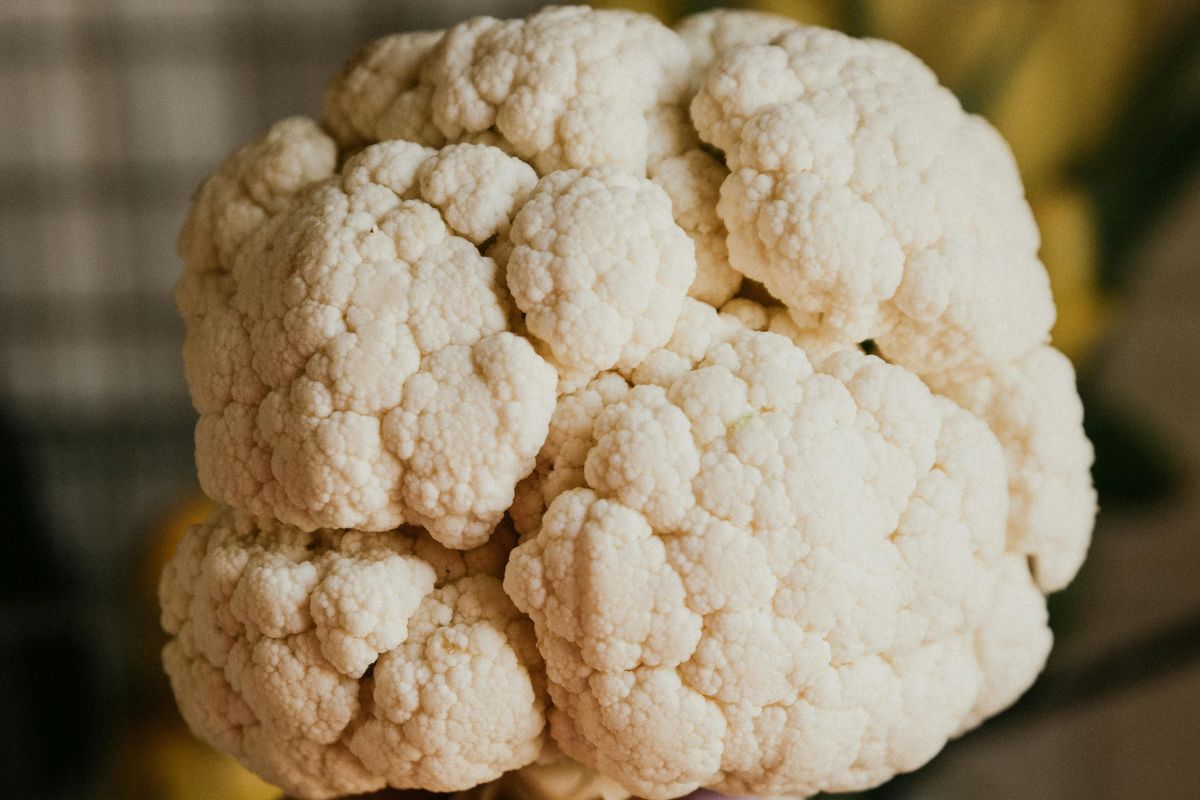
[159,507,546,799]
[167,7,1096,800]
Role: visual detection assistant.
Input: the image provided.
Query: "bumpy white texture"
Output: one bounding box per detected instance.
[504,167,696,388]
[926,346,1096,591]
[719,294,1095,592]
[178,117,338,277]
[323,30,446,150]
[692,26,1055,376]
[418,142,540,243]
[718,295,852,363]
[160,507,545,800]
[505,301,1052,799]
[173,8,1098,799]
[321,6,727,309]
[650,149,742,306]
[177,120,556,548]
[675,9,797,80]
[323,6,691,176]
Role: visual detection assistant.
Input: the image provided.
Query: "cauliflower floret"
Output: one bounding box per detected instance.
[323,30,446,150]
[962,555,1053,729]
[417,142,538,244]
[324,6,691,176]
[926,346,1097,591]
[505,301,1051,799]
[349,575,546,791]
[177,121,556,548]
[160,507,545,800]
[717,297,771,331]
[322,7,728,316]
[650,149,742,306]
[674,9,797,80]
[822,339,1099,601]
[692,26,1055,376]
[720,295,873,363]
[504,166,696,388]
[177,117,338,280]
[510,372,632,539]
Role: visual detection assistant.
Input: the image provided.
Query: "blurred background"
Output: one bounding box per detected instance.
[1,1,1198,798]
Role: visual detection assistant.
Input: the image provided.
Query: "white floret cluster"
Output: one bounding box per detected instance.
[162,7,1096,800]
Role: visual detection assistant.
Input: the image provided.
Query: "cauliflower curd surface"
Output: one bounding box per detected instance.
[164,6,1096,799]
